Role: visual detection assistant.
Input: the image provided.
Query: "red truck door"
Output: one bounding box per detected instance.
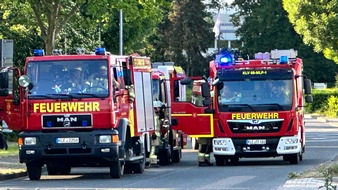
[170,77,213,138]
[0,68,23,131]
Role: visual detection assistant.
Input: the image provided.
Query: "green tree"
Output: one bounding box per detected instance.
[0,1,44,67]
[2,0,167,55]
[283,0,338,63]
[166,0,214,76]
[231,0,338,83]
[102,0,167,55]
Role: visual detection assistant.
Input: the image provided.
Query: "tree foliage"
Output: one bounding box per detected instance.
[164,0,214,76]
[283,0,338,63]
[0,0,167,56]
[0,0,44,66]
[231,0,338,83]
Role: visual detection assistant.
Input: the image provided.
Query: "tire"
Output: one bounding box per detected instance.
[26,162,42,180]
[230,156,239,163]
[289,153,300,165]
[123,163,132,174]
[172,149,181,163]
[132,154,145,174]
[158,149,170,166]
[283,155,289,162]
[215,155,228,166]
[110,161,124,178]
[192,138,199,150]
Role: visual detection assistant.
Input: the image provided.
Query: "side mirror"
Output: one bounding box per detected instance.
[123,69,132,86]
[216,82,224,91]
[304,79,312,95]
[201,82,210,97]
[202,99,211,106]
[0,72,9,89]
[305,95,313,103]
[19,75,31,88]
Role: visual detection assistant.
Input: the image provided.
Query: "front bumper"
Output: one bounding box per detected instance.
[19,130,120,166]
[213,136,301,157]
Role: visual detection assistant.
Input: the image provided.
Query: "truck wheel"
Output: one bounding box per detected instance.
[158,149,170,166]
[289,153,300,165]
[172,149,181,163]
[110,161,124,178]
[26,161,42,180]
[215,155,228,166]
[230,156,239,163]
[192,138,199,150]
[283,155,289,161]
[132,154,145,174]
[124,163,132,174]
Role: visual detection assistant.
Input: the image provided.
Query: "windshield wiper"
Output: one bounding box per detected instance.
[74,93,107,99]
[45,93,80,100]
[28,94,56,99]
[260,103,285,111]
[224,104,255,111]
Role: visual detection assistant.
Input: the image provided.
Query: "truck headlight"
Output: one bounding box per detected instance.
[24,137,37,145]
[214,139,227,145]
[285,138,298,144]
[99,135,112,143]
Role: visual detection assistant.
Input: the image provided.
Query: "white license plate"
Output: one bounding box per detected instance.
[56,137,79,144]
[246,139,266,145]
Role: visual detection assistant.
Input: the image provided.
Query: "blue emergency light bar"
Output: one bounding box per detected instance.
[95,48,106,55]
[279,56,288,64]
[33,49,44,56]
[215,51,234,69]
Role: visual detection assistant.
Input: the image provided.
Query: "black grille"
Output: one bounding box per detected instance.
[228,121,283,133]
[42,114,92,128]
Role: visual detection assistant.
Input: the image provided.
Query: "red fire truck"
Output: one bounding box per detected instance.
[150,62,186,165]
[170,49,313,166]
[0,48,156,180]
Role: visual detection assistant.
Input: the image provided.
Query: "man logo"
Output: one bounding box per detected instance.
[251,120,259,124]
[56,117,78,127]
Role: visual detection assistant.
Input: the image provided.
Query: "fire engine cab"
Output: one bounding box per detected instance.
[0,48,155,180]
[150,62,187,165]
[170,49,313,166]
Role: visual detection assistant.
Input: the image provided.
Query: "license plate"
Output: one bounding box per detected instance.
[56,137,79,144]
[246,139,266,145]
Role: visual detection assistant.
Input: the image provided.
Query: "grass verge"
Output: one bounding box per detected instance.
[0,142,19,158]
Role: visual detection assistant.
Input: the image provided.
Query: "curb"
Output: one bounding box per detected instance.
[306,114,338,124]
[0,171,26,181]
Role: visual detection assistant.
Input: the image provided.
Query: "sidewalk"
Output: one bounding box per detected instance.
[278,177,338,190]
[279,114,338,189]
[0,155,26,181]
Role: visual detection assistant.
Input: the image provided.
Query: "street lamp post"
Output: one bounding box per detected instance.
[119,6,123,55]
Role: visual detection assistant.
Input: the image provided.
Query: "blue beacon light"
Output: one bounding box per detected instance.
[279,55,288,64]
[95,47,106,55]
[33,49,44,56]
[216,52,233,68]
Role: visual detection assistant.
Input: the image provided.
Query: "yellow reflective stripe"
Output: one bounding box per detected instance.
[171,113,214,138]
[171,114,192,116]
[129,109,135,137]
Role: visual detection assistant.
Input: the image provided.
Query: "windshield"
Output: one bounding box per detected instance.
[26,60,109,98]
[218,79,293,112]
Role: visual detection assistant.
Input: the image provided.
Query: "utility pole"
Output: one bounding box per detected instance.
[119,1,123,55]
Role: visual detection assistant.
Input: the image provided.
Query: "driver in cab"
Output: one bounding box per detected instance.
[85,65,108,93]
[219,84,241,103]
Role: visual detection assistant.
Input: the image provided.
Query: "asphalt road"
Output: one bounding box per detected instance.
[1,117,338,190]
